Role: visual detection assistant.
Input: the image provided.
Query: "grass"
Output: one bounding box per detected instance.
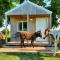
[0,53,60,60]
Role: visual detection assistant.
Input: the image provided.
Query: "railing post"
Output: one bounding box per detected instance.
[5,15,8,44]
[27,14,29,32]
[53,36,57,56]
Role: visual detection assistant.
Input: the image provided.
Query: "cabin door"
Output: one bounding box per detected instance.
[36,18,48,41]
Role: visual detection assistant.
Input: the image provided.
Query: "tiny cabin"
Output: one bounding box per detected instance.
[5,0,52,42]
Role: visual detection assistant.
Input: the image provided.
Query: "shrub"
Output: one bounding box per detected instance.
[1,29,9,35]
[7,37,11,42]
[0,39,6,48]
[57,40,60,49]
[0,40,2,48]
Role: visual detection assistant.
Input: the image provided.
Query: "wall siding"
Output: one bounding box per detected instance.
[10,17,17,41]
[10,16,50,41]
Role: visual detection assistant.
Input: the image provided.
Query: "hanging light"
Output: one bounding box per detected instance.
[30,19,33,21]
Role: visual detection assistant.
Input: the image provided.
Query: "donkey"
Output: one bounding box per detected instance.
[19,31,42,47]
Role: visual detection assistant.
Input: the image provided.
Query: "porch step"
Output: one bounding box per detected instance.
[6,41,48,46]
[3,41,53,48]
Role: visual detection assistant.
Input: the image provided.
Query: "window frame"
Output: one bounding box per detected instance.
[17,21,27,32]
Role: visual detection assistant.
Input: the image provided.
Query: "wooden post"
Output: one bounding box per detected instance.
[5,15,8,44]
[27,14,29,32]
[50,14,52,28]
[53,36,57,56]
[27,14,29,45]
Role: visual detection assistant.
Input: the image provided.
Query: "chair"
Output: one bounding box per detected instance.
[12,32,20,41]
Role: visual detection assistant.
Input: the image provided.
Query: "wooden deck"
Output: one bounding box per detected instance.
[0,46,60,53]
[0,41,59,53]
[0,47,54,53]
[6,41,49,46]
[0,41,56,53]
[0,46,60,54]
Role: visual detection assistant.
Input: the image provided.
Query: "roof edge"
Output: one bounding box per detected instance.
[5,1,52,15]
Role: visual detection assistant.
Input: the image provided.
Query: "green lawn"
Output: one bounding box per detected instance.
[0,53,60,60]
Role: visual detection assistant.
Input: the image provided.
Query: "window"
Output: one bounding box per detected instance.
[18,21,27,31]
[18,22,22,31]
[23,22,27,31]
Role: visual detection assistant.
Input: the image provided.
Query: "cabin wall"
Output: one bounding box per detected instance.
[10,17,17,41]
[10,16,36,41]
[10,15,51,41]
[29,18,36,32]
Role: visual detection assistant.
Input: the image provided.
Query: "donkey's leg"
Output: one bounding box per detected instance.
[27,40,29,47]
[20,39,24,48]
[23,40,25,47]
[31,40,34,48]
[21,40,23,48]
[21,39,25,47]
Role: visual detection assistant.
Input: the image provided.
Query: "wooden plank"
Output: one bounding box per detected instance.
[6,41,49,46]
[0,47,54,53]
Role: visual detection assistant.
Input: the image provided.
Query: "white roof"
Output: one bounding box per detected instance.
[5,0,52,15]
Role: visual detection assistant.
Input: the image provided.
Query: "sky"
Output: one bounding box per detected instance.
[44,0,51,6]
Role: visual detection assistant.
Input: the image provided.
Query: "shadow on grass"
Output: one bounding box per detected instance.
[5,52,44,60]
[1,53,60,60]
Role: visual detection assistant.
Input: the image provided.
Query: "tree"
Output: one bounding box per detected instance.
[51,0,58,27]
[11,0,24,4]
[0,0,15,27]
[56,0,60,15]
[30,0,46,7]
[13,0,46,7]
[47,0,60,27]
[46,0,58,27]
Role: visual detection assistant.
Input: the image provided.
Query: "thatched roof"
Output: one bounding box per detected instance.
[5,0,52,15]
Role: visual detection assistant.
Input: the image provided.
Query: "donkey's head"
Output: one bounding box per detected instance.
[34,31,42,38]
